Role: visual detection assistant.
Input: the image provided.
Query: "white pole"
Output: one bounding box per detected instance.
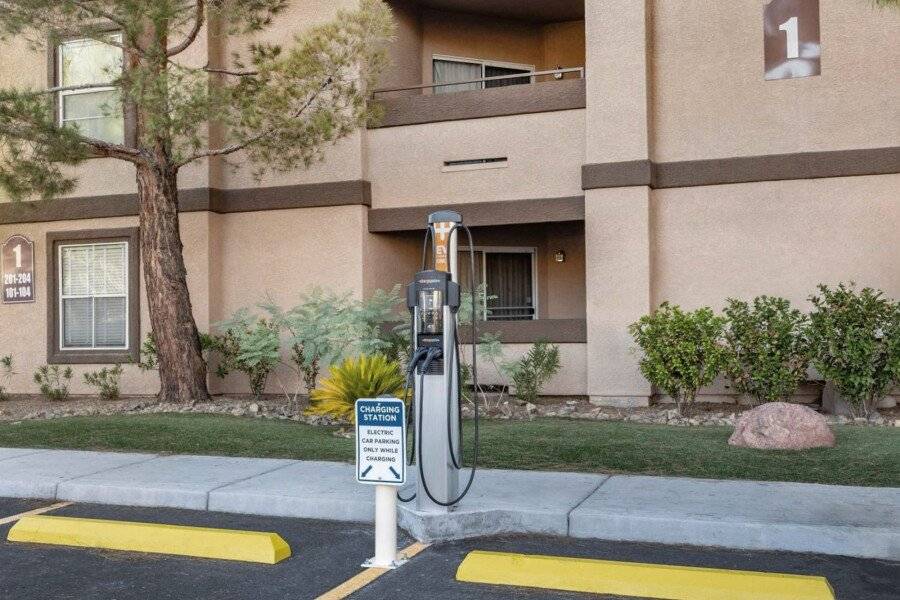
[372,485,398,568]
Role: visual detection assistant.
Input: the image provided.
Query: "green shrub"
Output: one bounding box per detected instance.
[307,354,406,423]
[723,296,809,404]
[807,283,900,417]
[502,340,561,405]
[0,354,13,401]
[83,365,124,400]
[33,365,73,401]
[211,311,281,399]
[262,286,406,399]
[629,302,728,416]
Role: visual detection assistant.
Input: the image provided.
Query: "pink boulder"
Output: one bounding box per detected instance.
[728,402,835,450]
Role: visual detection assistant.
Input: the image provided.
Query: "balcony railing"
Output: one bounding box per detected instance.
[372,67,585,97]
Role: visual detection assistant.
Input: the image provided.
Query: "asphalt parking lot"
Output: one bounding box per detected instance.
[0,497,896,600]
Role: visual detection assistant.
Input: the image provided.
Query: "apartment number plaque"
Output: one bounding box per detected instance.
[2,235,35,304]
[764,0,821,81]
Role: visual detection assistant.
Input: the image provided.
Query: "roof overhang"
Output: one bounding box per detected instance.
[398,0,583,24]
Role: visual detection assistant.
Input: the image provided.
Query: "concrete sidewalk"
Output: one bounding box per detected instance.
[0,447,897,560]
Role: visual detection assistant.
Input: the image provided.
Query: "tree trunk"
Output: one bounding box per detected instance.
[136,163,210,403]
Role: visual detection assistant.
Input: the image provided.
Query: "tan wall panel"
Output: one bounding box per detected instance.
[584,0,650,164]
[367,110,585,208]
[382,0,424,90]
[214,0,365,189]
[209,205,367,394]
[0,213,212,396]
[650,0,900,161]
[462,343,587,396]
[585,186,653,404]
[541,21,586,72]
[651,175,900,308]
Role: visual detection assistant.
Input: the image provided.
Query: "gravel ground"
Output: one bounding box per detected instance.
[1,393,897,427]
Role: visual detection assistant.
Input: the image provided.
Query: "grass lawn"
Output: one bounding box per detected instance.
[0,414,897,487]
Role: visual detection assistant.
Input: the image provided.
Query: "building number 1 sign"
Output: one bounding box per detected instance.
[764,0,821,81]
[2,235,35,304]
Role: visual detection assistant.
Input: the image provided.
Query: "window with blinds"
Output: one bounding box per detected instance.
[59,242,128,350]
[432,56,533,95]
[458,248,536,321]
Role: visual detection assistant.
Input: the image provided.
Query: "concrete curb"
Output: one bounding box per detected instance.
[0,448,897,560]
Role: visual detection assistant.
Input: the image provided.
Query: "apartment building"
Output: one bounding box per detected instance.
[0,0,897,404]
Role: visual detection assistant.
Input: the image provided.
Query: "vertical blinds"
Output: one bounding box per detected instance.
[60,242,128,349]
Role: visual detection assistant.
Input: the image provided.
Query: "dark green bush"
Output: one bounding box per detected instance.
[807,283,900,416]
[629,303,728,416]
[723,296,809,404]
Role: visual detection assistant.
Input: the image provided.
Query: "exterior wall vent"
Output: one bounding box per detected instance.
[442,157,508,172]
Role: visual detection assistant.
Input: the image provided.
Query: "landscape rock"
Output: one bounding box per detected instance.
[728,402,835,450]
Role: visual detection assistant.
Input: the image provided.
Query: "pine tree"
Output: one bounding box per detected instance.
[0,0,394,402]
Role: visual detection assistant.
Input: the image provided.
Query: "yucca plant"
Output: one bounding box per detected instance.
[307,355,406,423]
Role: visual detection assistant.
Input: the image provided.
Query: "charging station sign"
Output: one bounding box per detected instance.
[355,398,407,486]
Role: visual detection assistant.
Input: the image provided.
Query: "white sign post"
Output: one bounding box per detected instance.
[356,397,407,569]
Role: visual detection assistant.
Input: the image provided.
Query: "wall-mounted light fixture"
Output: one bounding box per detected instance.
[554,249,566,263]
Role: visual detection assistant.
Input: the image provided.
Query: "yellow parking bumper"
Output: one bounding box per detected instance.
[456,550,835,600]
[8,515,291,564]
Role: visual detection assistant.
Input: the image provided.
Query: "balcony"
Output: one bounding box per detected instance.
[373,0,585,128]
[371,68,585,128]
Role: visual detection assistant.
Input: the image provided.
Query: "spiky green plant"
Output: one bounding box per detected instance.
[307,355,405,423]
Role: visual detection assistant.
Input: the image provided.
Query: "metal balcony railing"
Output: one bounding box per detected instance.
[372,67,585,97]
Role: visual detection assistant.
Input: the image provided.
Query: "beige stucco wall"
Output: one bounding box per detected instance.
[651,174,900,308]
[0,212,212,396]
[209,204,368,394]
[649,0,900,161]
[585,186,653,406]
[367,109,585,208]
[584,0,650,164]
[381,0,424,91]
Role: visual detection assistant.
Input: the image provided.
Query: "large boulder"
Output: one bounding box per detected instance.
[728,402,835,450]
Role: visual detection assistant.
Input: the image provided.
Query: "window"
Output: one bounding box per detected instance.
[432,56,533,94]
[57,34,124,144]
[60,242,128,349]
[459,248,536,321]
[47,229,140,364]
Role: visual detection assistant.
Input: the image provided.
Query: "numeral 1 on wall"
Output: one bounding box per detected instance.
[779,16,800,59]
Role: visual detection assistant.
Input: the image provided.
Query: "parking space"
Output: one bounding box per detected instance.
[0,500,408,600]
[0,498,896,600]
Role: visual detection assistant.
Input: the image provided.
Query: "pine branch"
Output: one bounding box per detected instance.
[202,63,258,77]
[167,0,204,56]
[80,136,144,163]
[174,76,331,167]
[68,0,127,28]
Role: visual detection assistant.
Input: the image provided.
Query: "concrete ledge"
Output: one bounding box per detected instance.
[0,448,896,560]
[569,476,900,560]
[57,455,296,510]
[8,515,291,564]
[0,450,156,499]
[399,470,606,542]
[209,461,375,522]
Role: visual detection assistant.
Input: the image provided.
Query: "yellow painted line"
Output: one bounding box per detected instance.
[0,501,73,526]
[8,515,291,564]
[316,542,429,600]
[456,551,835,600]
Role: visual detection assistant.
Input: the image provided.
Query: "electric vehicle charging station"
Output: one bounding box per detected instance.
[402,210,479,514]
[356,211,480,568]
